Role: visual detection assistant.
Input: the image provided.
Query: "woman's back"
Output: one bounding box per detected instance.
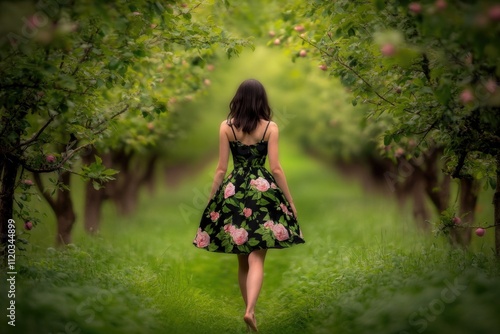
[227,118,272,145]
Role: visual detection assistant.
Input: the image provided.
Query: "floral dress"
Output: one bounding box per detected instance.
[193,121,305,254]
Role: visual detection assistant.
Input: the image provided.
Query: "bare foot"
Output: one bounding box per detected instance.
[243,313,258,332]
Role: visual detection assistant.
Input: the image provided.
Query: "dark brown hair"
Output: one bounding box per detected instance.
[228,79,272,134]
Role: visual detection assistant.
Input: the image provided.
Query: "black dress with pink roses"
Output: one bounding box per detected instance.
[193,126,305,254]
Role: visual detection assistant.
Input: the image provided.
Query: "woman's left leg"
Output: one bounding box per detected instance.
[237,254,250,307]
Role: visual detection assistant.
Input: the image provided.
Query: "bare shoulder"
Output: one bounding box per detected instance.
[267,121,279,133]
[220,119,231,132]
[264,121,279,142]
[219,120,231,138]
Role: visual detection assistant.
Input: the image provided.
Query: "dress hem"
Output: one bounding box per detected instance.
[192,240,305,255]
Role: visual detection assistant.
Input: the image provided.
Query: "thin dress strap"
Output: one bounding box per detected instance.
[261,121,271,141]
[227,121,238,141]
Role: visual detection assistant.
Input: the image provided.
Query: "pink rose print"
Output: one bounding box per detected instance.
[224,182,235,198]
[195,228,210,248]
[271,224,290,241]
[210,211,220,222]
[231,228,248,245]
[224,224,236,233]
[280,203,292,216]
[23,179,34,186]
[263,220,274,229]
[271,182,277,189]
[243,207,252,218]
[250,177,270,192]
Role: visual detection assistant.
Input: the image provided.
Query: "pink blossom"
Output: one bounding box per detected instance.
[489,5,500,21]
[210,211,220,222]
[294,25,305,32]
[46,154,56,163]
[486,79,497,94]
[243,208,252,218]
[435,0,447,11]
[271,182,277,189]
[460,89,474,104]
[263,220,274,229]
[250,177,270,192]
[224,182,235,198]
[380,43,396,57]
[224,224,236,233]
[409,2,422,14]
[231,228,248,245]
[195,228,210,248]
[272,224,290,241]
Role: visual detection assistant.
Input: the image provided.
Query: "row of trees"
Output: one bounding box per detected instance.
[0,0,252,257]
[269,0,499,252]
[2,0,498,257]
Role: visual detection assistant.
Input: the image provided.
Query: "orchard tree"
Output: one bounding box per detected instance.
[270,0,500,250]
[80,1,249,234]
[0,0,251,253]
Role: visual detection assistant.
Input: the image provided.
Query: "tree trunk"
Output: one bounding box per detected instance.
[54,171,76,246]
[34,170,77,247]
[0,156,19,262]
[111,166,141,216]
[495,154,500,256]
[84,180,105,234]
[449,178,480,248]
[144,155,158,194]
[391,157,432,229]
[82,149,111,235]
[423,148,451,213]
[109,153,155,216]
[412,172,432,230]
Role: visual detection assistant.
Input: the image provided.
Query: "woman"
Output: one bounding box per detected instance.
[193,79,305,332]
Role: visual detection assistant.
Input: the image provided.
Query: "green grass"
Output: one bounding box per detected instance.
[2,141,500,334]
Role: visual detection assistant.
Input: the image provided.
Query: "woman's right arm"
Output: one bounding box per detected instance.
[267,122,297,218]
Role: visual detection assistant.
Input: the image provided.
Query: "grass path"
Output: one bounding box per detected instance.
[2,141,500,334]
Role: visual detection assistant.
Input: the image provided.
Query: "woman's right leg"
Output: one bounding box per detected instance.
[243,249,267,331]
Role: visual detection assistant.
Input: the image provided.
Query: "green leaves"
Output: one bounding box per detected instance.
[81,156,119,190]
[272,0,499,184]
[384,134,393,146]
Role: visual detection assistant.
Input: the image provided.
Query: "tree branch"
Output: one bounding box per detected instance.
[71,27,100,77]
[298,36,395,107]
[33,173,57,212]
[15,104,128,173]
[416,118,439,146]
[18,142,89,173]
[452,150,468,179]
[92,104,129,135]
[421,53,431,83]
[18,114,57,148]
[175,2,202,18]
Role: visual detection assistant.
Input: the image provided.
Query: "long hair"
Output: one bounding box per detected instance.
[228,79,272,134]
